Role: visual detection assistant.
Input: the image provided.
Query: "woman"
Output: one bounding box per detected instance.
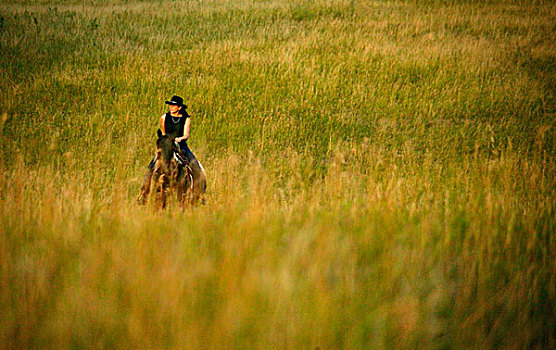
[138,95,206,204]
[159,95,194,163]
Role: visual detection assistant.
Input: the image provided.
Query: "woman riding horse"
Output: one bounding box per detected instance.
[137,95,206,205]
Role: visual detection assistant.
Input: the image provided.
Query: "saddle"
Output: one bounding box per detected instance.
[173,141,189,167]
[173,142,194,189]
[173,151,188,166]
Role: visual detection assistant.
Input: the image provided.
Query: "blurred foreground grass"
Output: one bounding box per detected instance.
[1,0,555,348]
[2,146,555,349]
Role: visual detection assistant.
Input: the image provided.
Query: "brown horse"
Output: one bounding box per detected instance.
[137,130,204,209]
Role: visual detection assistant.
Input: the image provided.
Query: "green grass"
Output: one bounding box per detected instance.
[1,0,555,348]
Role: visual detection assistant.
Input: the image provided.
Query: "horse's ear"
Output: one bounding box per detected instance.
[157,129,163,139]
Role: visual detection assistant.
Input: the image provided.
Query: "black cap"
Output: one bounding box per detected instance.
[165,95,184,107]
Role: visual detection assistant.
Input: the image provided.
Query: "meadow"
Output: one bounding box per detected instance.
[0,0,555,348]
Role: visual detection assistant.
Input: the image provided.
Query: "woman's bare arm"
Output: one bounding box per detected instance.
[160,114,166,134]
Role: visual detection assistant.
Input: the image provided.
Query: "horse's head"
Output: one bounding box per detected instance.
[156,129,179,172]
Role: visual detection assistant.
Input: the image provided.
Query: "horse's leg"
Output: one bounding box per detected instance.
[169,160,179,205]
[177,169,189,209]
[156,173,167,209]
[138,154,159,205]
[137,167,153,205]
[189,160,207,205]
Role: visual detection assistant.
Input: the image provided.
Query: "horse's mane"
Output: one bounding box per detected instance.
[156,129,178,163]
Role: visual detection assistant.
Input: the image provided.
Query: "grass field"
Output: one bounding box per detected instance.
[1,0,555,348]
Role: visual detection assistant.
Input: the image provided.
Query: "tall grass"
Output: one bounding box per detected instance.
[1,0,555,348]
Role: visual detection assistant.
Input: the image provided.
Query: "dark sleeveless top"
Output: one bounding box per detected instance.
[163,111,190,137]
